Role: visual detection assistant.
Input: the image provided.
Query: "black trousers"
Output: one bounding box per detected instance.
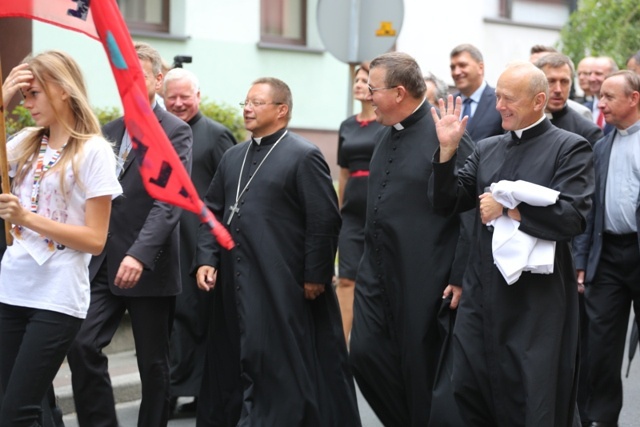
[67,262,176,427]
[0,303,82,427]
[577,293,591,423]
[585,233,640,423]
[169,278,212,397]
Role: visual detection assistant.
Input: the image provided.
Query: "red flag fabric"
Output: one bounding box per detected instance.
[0,0,234,249]
[0,0,98,39]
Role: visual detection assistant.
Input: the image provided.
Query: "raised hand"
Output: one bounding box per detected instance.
[2,63,33,108]
[430,94,468,162]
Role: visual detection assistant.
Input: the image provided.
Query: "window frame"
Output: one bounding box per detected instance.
[499,0,568,19]
[118,0,170,34]
[260,0,307,47]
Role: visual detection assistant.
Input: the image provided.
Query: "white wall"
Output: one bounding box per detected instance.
[29,0,569,133]
[396,0,564,88]
[32,0,350,131]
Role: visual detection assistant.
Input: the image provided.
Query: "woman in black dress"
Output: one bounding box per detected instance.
[336,62,382,343]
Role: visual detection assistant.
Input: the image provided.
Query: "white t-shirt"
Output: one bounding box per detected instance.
[0,130,122,318]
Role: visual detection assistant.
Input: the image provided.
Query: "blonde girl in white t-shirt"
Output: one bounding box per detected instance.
[0,50,121,426]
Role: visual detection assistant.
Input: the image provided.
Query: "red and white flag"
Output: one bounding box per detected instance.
[0,0,234,249]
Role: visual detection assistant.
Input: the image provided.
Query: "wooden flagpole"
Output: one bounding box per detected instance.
[0,59,14,246]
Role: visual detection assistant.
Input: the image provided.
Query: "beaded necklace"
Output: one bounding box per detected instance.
[30,134,66,212]
[13,135,66,251]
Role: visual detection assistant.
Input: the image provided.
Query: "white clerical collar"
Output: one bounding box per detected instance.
[514,114,545,138]
[393,99,426,131]
[253,136,263,145]
[617,120,640,136]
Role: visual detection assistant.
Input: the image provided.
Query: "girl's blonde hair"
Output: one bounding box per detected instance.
[12,50,101,194]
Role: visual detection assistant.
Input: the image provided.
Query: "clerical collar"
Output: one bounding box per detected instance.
[513,115,546,138]
[546,104,569,121]
[187,111,204,127]
[393,99,427,131]
[617,120,640,136]
[252,128,287,146]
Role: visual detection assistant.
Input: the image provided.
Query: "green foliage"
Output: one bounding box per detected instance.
[5,105,35,135]
[93,106,121,127]
[559,0,640,69]
[199,97,246,142]
[5,99,246,142]
[4,104,120,134]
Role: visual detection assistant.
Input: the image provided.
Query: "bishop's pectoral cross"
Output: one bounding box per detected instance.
[227,203,240,225]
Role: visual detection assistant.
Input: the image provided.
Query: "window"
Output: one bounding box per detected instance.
[261,0,306,46]
[500,0,568,17]
[117,0,169,33]
[498,0,570,27]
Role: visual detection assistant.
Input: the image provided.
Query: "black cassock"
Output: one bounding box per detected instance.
[170,112,236,397]
[550,105,603,146]
[194,128,361,427]
[349,102,474,426]
[431,119,594,427]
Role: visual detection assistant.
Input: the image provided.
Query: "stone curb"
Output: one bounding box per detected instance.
[56,371,142,415]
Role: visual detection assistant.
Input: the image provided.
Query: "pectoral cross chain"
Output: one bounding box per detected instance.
[227,203,240,225]
[228,130,288,227]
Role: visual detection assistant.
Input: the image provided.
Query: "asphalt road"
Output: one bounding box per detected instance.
[62,385,383,427]
[62,321,640,427]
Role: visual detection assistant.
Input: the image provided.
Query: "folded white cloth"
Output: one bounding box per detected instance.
[488,180,560,285]
[490,180,560,209]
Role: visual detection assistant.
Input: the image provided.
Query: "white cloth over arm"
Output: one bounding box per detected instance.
[489,180,560,285]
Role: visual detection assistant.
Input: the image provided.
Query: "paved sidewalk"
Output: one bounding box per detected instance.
[54,319,640,426]
[53,350,141,415]
[55,349,383,426]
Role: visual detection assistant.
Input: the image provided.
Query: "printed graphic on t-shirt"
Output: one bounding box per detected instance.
[12,168,73,265]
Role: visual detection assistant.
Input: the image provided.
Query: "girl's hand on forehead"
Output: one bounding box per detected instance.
[3,63,34,105]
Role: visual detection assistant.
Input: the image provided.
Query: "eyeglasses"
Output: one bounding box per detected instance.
[239,100,283,108]
[367,84,398,95]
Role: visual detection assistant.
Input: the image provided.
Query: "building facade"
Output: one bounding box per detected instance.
[0,0,574,179]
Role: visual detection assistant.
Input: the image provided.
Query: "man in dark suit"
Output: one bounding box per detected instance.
[528,45,593,121]
[535,53,603,145]
[449,44,503,142]
[67,42,193,427]
[163,67,236,416]
[584,56,618,136]
[574,70,640,427]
